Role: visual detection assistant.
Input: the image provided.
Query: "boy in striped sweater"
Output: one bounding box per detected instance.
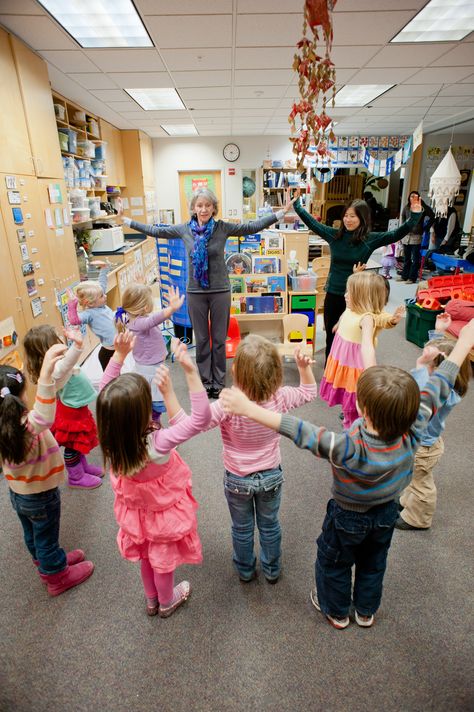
[220,320,474,628]
[0,343,94,597]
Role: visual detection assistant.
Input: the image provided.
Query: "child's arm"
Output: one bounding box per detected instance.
[28,344,68,434]
[373,305,405,332]
[427,313,452,342]
[99,331,135,390]
[67,292,84,326]
[153,364,180,419]
[360,314,376,369]
[51,328,84,391]
[128,289,183,331]
[277,347,318,411]
[97,263,110,294]
[161,285,185,320]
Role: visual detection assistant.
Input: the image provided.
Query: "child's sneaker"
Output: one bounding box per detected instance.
[310,588,349,629]
[158,581,191,618]
[146,596,159,616]
[355,610,374,627]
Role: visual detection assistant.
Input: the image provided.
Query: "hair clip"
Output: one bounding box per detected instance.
[6,372,23,384]
[114,306,129,325]
[0,387,11,398]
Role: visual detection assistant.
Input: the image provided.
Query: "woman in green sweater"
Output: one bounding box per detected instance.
[292,189,423,360]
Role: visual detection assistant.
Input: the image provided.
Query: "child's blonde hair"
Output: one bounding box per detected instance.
[233,334,282,403]
[116,284,153,331]
[346,272,388,314]
[427,337,471,397]
[75,281,104,308]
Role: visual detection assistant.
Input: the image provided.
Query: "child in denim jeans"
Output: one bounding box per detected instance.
[206,335,317,583]
[220,320,474,626]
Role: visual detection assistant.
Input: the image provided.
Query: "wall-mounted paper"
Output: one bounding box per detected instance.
[44,209,54,228]
[131,209,144,217]
[130,197,143,207]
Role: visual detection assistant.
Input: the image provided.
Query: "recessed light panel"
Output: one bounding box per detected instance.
[161,125,198,136]
[391,0,474,42]
[335,85,395,107]
[37,0,153,48]
[126,88,186,111]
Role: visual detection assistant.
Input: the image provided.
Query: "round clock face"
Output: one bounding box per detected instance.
[223,143,240,162]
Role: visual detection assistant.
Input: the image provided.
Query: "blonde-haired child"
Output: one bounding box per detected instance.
[220,320,474,629]
[115,283,184,422]
[23,325,103,489]
[0,343,94,596]
[397,313,471,531]
[68,263,115,370]
[97,333,211,618]
[206,334,317,583]
[320,271,404,429]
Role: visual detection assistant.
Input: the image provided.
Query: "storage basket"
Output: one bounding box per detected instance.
[290,274,317,292]
[405,299,443,348]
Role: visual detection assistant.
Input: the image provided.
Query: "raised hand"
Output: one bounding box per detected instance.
[294,346,315,369]
[417,344,442,368]
[113,330,136,360]
[283,187,300,213]
[167,285,185,314]
[64,327,83,349]
[353,262,366,273]
[391,305,405,325]
[435,312,452,332]
[219,386,251,416]
[172,341,195,374]
[40,344,68,381]
[154,364,171,395]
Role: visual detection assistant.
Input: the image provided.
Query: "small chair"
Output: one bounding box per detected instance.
[225,316,241,358]
[277,314,313,358]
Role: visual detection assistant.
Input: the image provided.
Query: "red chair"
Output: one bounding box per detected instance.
[225,316,241,358]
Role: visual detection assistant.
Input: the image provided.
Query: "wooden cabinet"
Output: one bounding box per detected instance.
[0,28,34,175]
[10,36,64,179]
[121,130,157,226]
[99,118,126,186]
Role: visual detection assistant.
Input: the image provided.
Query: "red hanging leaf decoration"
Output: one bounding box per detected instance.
[289,0,337,170]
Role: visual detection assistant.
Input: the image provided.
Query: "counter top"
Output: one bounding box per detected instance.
[91,234,148,256]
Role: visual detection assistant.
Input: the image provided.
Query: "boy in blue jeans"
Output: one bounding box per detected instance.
[219,320,474,629]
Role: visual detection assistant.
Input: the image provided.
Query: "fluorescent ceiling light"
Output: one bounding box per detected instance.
[161,125,198,136]
[127,88,185,111]
[37,0,152,48]
[335,85,395,107]
[391,0,474,42]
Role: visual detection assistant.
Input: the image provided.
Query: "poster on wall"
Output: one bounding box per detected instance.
[192,178,209,192]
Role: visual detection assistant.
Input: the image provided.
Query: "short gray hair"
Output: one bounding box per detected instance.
[189,189,219,216]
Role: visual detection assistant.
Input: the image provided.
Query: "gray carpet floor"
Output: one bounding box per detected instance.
[1,297,473,711]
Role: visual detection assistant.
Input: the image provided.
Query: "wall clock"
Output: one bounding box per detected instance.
[223,143,240,162]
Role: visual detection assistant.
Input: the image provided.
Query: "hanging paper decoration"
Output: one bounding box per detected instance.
[429,147,461,218]
[289,0,337,170]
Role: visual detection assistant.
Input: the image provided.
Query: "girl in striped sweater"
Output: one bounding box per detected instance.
[206,334,317,584]
[0,343,94,597]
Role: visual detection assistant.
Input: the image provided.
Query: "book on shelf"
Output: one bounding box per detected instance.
[251,256,280,274]
[262,232,284,255]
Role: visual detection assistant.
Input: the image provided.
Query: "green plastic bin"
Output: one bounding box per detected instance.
[405,299,443,348]
[291,294,316,310]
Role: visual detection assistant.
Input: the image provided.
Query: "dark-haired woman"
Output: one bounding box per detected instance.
[398,191,435,284]
[293,190,423,360]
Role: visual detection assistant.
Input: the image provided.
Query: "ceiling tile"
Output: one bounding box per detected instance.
[188,110,232,117]
[108,72,173,88]
[332,45,383,68]
[440,84,474,97]
[431,44,474,67]
[237,0,302,12]
[232,108,274,117]
[68,73,118,90]
[180,87,232,100]
[371,96,419,107]
[333,11,415,45]
[160,48,232,71]
[236,14,302,46]
[146,15,232,49]
[384,84,442,97]
[406,67,473,84]
[235,46,295,70]
[433,96,474,107]
[234,86,287,99]
[173,71,231,88]
[139,0,232,12]
[86,49,165,73]
[39,50,100,73]
[334,0,426,9]
[105,101,143,111]
[234,69,294,86]
[347,67,418,83]
[0,15,77,50]
[183,99,232,110]
[366,43,456,68]
[91,89,129,101]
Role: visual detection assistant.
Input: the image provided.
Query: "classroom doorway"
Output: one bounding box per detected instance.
[178,171,222,221]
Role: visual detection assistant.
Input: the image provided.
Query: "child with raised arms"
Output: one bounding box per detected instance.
[97,333,211,618]
[220,320,474,629]
[0,344,94,596]
[206,334,317,583]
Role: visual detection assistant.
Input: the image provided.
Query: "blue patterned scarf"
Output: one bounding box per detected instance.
[189,216,215,289]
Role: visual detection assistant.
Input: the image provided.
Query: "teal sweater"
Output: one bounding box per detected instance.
[294,199,422,295]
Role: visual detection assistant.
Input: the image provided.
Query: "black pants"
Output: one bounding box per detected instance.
[323,292,347,362]
[187,291,231,389]
[98,347,114,371]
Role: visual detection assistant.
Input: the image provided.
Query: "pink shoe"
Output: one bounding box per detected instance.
[34,549,85,574]
[67,461,102,489]
[39,561,94,596]
[158,581,192,618]
[80,454,104,478]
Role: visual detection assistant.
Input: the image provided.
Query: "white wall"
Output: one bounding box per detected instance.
[152,136,293,222]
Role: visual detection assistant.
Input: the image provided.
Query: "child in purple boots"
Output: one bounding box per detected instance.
[23,325,103,489]
[0,343,94,596]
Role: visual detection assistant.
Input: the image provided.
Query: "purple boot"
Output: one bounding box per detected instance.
[67,460,102,489]
[80,454,104,478]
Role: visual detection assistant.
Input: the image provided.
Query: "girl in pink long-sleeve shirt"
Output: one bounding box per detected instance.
[206,334,317,583]
[97,333,211,619]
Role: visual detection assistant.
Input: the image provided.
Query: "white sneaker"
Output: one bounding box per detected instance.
[310,588,350,629]
[355,610,375,627]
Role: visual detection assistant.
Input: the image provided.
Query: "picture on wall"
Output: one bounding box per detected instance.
[21,262,34,276]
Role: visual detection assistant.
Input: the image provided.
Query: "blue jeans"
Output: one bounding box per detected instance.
[402,243,421,282]
[315,499,399,618]
[9,488,67,575]
[224,466,284,580]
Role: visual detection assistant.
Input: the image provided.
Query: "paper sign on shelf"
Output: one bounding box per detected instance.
[130,197,143,207]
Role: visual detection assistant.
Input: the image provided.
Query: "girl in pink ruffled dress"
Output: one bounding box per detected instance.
[97,334,211,619]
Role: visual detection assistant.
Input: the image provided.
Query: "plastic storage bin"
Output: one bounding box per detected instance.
[58,130,69,151]
[71,207,90,223]
[291,294,316,310]
[405,299,443,348]
[54,103,66,121]
[290,274,317,292]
